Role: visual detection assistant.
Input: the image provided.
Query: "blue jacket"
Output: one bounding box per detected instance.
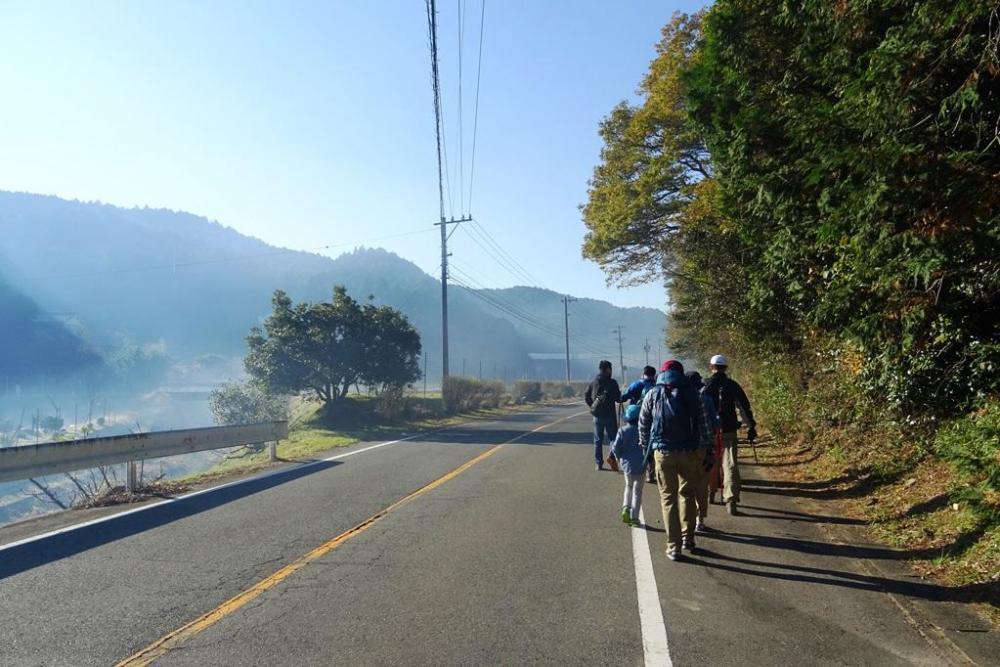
[639,370,713,454]
[610,423,645,475]
[621,378,653,405]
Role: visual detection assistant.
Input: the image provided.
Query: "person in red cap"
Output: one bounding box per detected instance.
[640,359,715,560]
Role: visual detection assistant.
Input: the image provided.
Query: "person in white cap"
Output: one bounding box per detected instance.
[703,354,757,515]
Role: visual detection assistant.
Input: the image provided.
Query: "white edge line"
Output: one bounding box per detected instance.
[0,405,578,553]
[0,421,475,553]
[633,508,673,667]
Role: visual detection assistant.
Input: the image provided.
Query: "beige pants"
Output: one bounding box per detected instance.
[721,431,741,503]
[654,449,704,552]
[695,469,710,519]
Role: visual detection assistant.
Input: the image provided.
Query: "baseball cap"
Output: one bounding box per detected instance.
[710,354,728,366]
[660,359,684,373]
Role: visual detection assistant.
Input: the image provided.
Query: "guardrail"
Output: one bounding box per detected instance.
[0,421,289,490]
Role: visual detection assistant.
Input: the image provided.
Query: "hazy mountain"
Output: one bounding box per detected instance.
[0,272,99,384]
[0,191,665,382]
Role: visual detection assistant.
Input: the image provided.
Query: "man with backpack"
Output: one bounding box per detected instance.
[585,360,622,471]
[703,354,757,516]
[639,360,714,561]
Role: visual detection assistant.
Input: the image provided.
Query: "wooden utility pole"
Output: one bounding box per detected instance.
[562,296,577,383]
[613,325,625,384]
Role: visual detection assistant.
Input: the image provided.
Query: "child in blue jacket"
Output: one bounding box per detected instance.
[611,404,646,527]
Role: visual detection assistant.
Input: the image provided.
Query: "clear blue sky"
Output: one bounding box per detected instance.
[0,0,704,308]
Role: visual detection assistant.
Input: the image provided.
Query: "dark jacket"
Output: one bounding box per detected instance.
[639,369,713,453]
[703,372,755,433]
[585,374,621,418]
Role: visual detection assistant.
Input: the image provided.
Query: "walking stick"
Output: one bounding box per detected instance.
[747,431,759,464]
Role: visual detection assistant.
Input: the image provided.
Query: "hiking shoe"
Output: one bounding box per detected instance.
[646,474,656,483]
[727,501,738,516]
[695,518,706,532]
[629,517,641,528]
[621,507,631,524]
[596,463,603,471]
[682,539,697,553]
[710,491,719,505]
[666,548,681,562]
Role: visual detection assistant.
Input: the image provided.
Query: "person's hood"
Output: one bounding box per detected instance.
[656,369,685,387]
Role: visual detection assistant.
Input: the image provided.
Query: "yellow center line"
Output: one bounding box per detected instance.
[115,409,587,667]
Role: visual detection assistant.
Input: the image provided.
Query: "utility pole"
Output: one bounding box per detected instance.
[643,338,651,367]
[561,296,577,383]
[426,0,471,383]
[423,352,428,397]
[613,325,625,384]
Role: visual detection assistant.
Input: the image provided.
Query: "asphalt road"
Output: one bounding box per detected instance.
[1,404,996,666]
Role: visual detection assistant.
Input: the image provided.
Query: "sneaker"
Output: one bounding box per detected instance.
[666,548,681,561]
[621,507,631,524]
[682,539,697,553]
[695,518,705,532]
[646,474,656,483]
[596,463,603,471]
[629,518,641,528]
[727,501,738,516]
[710,491,719,505]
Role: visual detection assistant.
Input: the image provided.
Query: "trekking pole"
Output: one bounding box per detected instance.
[748,431,759,464]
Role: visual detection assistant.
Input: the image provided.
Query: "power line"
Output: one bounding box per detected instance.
[467,0,486,214]
[451,259,613,353]
[457,0,465,216]
[468,216,543,285]
[425,0,447,222]
[450,264,609,356]
[458,224,536,286]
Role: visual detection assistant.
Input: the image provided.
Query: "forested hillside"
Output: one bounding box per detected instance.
[584,2,999,603]
[0,192,664,383]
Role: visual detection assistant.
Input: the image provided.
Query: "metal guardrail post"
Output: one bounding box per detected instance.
[268,441,277,462]
[0,421,289,485]
[126,460,138,493]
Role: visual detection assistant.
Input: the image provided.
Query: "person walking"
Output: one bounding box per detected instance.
[703,354,757,516]
[585,360,621,471]
[639,360,714,561]
[621,365,656,405]
[611,404,645,527]
[622,365,658,482]
[686,370,720,532]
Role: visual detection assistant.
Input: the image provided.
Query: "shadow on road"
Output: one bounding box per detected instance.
[691,546,995,605]
[735,503,867,526]
[0,460,341,580]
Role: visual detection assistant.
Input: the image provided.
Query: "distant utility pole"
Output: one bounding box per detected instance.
[426,0,471,383]
[613,325,625,384]
[643,338,651,367]
[423,353,428,397]
[562,296,577,383]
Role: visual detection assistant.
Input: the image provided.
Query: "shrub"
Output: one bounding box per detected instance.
[442,377,507,414]
[514,381,543,403]
[374,385,410,422]
[935,402,1000,520]
[539,382,589,400]
[209,381,288,426]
